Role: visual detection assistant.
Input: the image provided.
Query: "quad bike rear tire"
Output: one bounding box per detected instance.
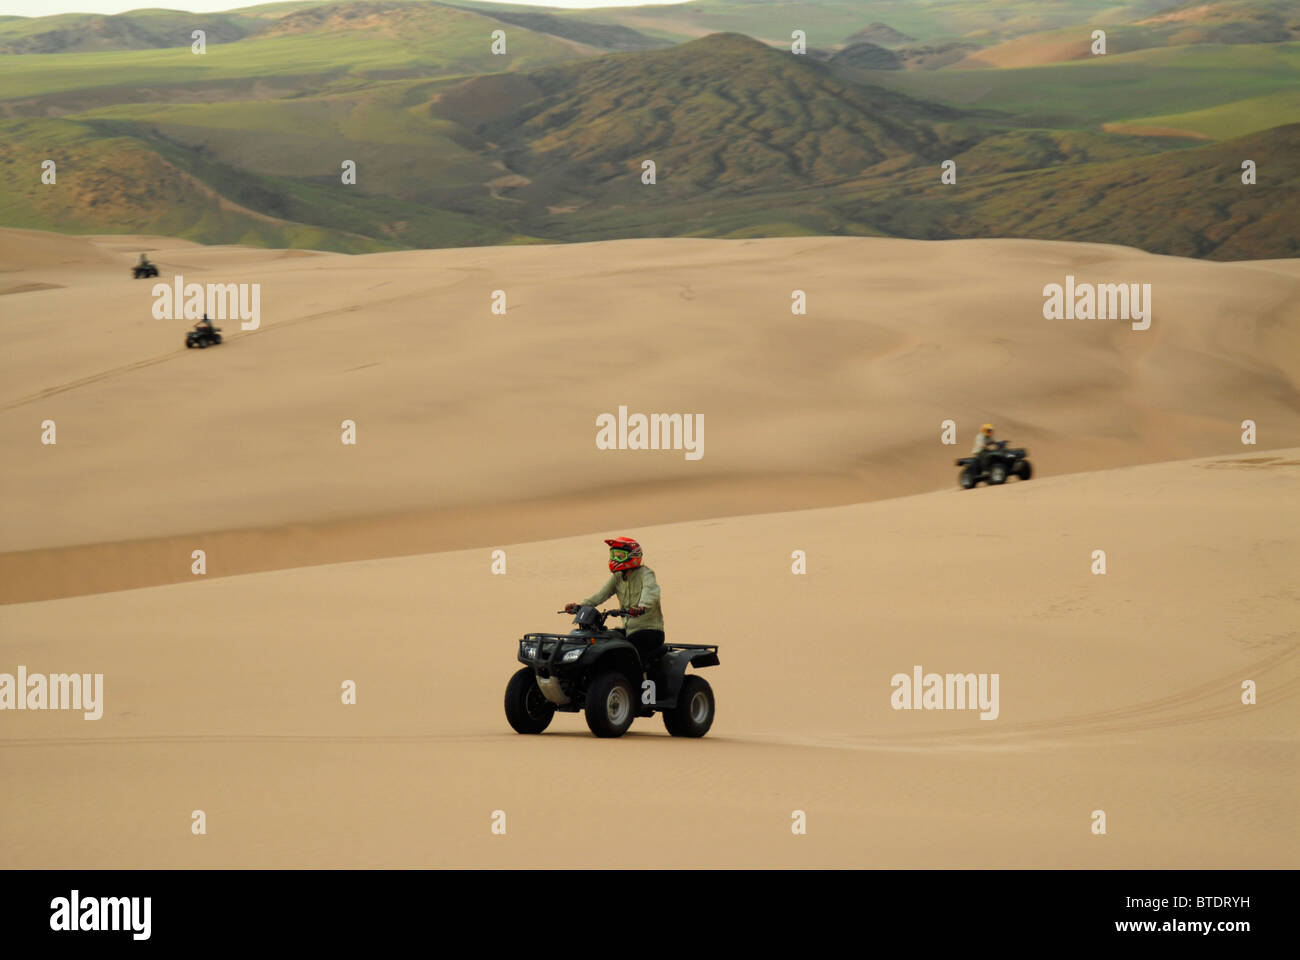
[663,675,715,738]
[504,667,554,734]
[585,671,636,738]
[988,462,1007,485]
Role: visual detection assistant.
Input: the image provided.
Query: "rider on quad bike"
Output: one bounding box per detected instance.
[185,313,223,349]
[972,423,998,473]
[956,422,1032,488]
[565,537,664,663]
[508,540,716,738]
[132,253,158,279]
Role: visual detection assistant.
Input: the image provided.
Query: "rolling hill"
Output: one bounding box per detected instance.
[952,0,1300,68]
[0,0,667,58]
[433,34,977,201]
[0,9,261,55]
[0,2,1296,258]
[448,0,1188,49]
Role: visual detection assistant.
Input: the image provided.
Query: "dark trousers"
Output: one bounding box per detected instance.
[628,629,666,663]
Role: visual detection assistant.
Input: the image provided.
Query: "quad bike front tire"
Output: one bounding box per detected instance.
[185,339,194,349]
[212,334,222,345]
[1014,460,1032,481]
[585,671,636,738]
[663,675,715,738]
[988,462,1008,485]
[504,667,555,734]
[198,338,208,348]
[959,468,978,489]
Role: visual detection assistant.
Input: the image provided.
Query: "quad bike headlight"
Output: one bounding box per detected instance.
[561,647,584,663]
[522,643,538,659]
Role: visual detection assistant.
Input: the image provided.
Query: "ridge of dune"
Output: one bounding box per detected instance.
[3,230,1299,603]
[2,228,1300,590]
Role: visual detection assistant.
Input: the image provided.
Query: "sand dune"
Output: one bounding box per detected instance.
[0,449,1295,867]
[1,230,1297,867]
[2,229,1299,601]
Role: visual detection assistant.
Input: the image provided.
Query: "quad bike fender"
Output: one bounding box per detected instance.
[589,644,641,686]
[649,648,718,709]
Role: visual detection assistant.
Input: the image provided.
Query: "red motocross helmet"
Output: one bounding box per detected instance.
[605,537,643,573]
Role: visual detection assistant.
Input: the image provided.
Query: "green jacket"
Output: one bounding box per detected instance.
[582,565,663,635]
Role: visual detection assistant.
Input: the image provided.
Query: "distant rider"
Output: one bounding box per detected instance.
[195,313,215,334]
[972,423,998,472]
[565,537,665,663]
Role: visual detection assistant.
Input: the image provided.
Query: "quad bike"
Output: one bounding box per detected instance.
[956,439,1032,488]
[132,262,158,279]
[505,606,719,739]
[185,325,222,349]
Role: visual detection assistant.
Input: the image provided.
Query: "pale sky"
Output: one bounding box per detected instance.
[0,0,693,16]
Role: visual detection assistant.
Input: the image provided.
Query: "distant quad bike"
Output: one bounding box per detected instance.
[132,261,158,279]
[956,439,1032,488]
[185,325,222,349]
[505,606,719,739]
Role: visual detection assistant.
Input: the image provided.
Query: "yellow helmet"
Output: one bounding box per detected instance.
[981,423,995,436]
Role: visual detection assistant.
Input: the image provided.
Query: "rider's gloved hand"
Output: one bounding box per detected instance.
[564,602,580,613]
[627,606,646,617]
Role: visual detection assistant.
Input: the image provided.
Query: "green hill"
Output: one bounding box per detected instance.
[0,10,261,55]
[828,123,1300,260]
[863,42,1300,135]
[436,34,976,204]
[0,4,1296,260]
[447,0,1214,48]
[0,5,606,105]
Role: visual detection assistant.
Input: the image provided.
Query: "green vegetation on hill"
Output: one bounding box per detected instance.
[446,34,976,201]
[456,7,670,51]
[0,10,260,55]
[448,0,1194,48]
[0,2,1295,259]
[861,42,1300,134]
[830,124,1300,260]
[0,4,602,103]
[1106,90,1300,140]
[0,0,668,58]
[0,116,402,250]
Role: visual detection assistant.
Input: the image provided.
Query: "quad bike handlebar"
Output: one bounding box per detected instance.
[556,606,640,619]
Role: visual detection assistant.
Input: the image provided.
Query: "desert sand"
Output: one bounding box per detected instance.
[1,229,1297,867]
